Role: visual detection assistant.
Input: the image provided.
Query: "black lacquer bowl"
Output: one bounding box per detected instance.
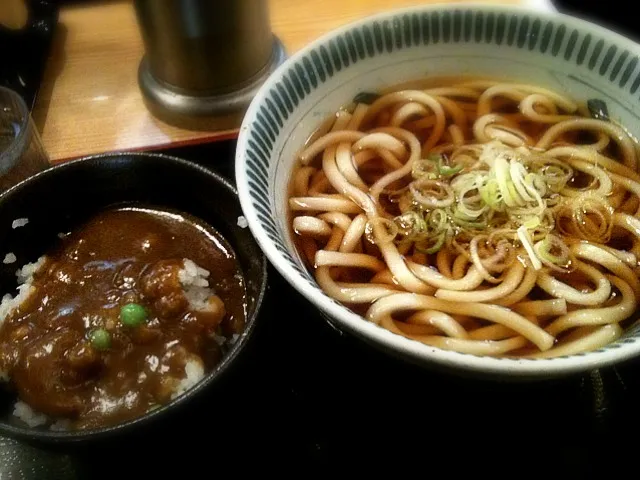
[0,152,267,444]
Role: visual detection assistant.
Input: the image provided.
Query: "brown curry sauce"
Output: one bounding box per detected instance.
[0,207,246,429]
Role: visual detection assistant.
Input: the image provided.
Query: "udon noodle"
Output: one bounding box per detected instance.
[288,77,640,358]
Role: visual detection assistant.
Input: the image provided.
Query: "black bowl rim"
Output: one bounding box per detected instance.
[0,151,269,443]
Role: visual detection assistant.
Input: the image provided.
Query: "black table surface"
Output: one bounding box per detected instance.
[1,140,640,478]
[4,1,640,477]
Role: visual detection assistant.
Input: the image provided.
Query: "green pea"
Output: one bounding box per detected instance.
[89,329,111,350]
[119,303,148,327]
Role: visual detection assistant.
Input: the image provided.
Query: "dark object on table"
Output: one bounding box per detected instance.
[0,1,58,111]
[551,0,640,41]
[0,152,267,445]
[133,0,286,129]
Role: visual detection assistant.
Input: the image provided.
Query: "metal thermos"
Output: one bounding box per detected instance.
[134,0,286,127]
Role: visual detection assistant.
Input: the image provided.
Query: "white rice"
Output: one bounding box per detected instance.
[2,253,16,264]
[11,218,29,229]
[170,356,205,400]
[237,215,248,228]
[3,256,215,428]
[178,258,210,288]
[13,401,48,428]
[178,259,231,349]
[15,256,47,284]
[1,257,48,428]
[178,258,220,313]
[0,256,46,332]
[12,401,71,430]
[174,259,227,395]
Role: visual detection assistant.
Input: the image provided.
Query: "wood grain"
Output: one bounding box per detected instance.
[34,0,521,163]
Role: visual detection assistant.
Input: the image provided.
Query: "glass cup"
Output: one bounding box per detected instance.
[0,86,50,191]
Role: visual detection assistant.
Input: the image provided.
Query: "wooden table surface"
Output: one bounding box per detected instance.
[33,0,529,163]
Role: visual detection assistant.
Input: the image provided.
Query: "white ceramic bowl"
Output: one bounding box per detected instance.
[236,3,640,379]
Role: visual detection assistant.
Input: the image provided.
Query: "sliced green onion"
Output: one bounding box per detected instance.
[394,211,426,237]
[535,238,564,264]
[541,165,572,192]
[526,172,548,197]
[533,234,573,272]
[479,178,501,208]
[427,209,448,232]
[522,216,541,229]
[517,225,542,270]
[415,233,446,254]
[411,159,437,179]
[506,180,522,207]
[454,218,487,230]
[437,156,463,176]
[494,156,518,207]
[457,203,488,220]
[395,142,565,262]
[456,184,488,218]
[451,172,482,191]
[409,179,455,208]
[510,160,535,203]
[366,217,398,244]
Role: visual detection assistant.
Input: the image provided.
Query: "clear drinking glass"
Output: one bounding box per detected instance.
[0,86,50,191]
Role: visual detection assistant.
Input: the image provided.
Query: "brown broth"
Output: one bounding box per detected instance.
[285,75,640,358]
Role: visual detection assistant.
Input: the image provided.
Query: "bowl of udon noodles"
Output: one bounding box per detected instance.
[236,2,640,378]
